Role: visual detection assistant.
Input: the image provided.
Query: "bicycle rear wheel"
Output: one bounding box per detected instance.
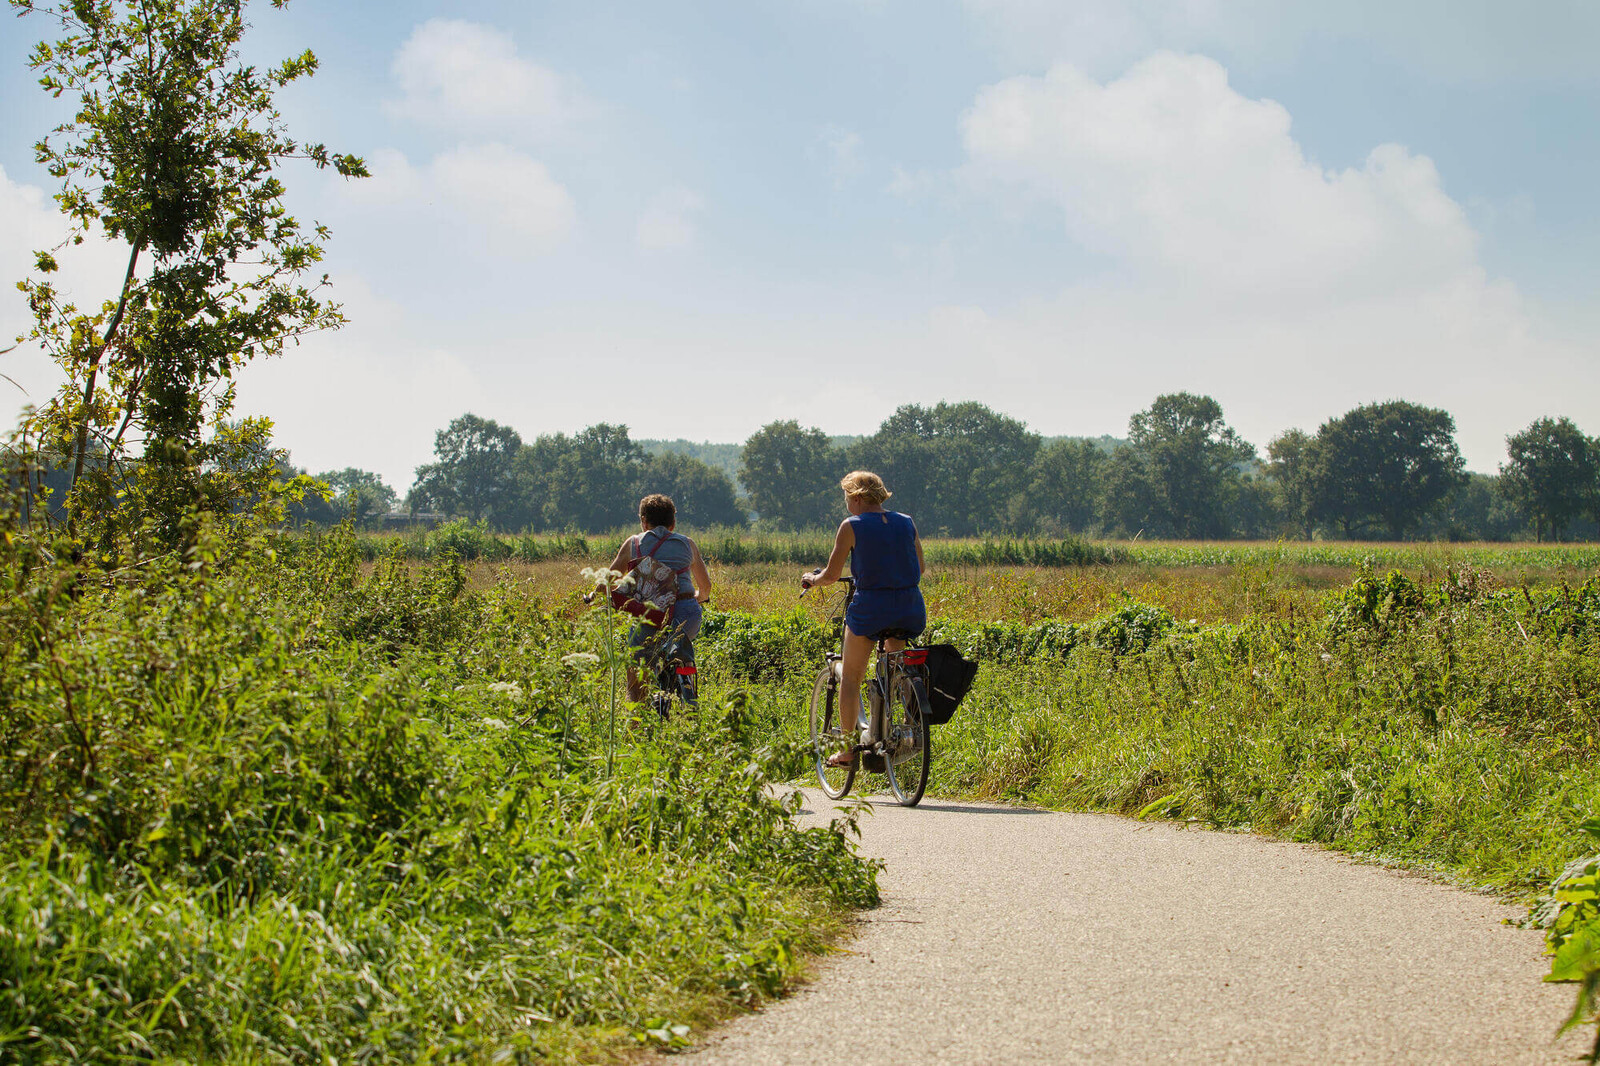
[809,665,855,799]
[885,673,930,807]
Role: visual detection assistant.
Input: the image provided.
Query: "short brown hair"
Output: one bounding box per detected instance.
[639,493,676,528]
[840,470,891,504]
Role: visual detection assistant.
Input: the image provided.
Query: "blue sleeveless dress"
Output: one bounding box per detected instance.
[846,511,925,639]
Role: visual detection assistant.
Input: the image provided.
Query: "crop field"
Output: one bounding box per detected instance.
[344,523,1600,580]
[7,525,1600,1061]
[427,532,1600,625]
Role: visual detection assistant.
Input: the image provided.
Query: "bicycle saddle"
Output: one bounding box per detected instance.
[868,627,922,643]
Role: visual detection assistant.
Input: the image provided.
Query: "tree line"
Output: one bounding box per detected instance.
[286,396,1600,542]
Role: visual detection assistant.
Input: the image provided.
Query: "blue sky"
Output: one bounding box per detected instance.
[3,0,1598,490]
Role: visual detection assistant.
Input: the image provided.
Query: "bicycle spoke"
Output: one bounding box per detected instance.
[885,671,930,806]
[810,666,855,799]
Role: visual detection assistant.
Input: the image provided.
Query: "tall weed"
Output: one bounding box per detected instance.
[0,522,877,1064]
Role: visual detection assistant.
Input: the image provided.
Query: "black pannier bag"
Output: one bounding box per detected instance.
[922,644,979,725]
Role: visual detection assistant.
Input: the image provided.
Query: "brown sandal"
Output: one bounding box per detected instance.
[825,750,856,769]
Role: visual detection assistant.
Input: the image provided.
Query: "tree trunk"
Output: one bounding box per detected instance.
[68,239,143,524]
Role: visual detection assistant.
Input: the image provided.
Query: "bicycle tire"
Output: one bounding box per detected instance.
[885,672,931,807]
[809,665,855,799]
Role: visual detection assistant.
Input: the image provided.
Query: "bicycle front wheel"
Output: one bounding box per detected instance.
[885,674,931,807]
[809,665,855,799]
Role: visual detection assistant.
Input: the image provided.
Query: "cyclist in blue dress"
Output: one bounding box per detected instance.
[800,470,926,767]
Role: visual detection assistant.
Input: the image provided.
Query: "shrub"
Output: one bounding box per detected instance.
[0,522,878,1063]
[1544,820,1600,1063]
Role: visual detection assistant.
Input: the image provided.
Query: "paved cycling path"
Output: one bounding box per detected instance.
[689,790,1584,1065]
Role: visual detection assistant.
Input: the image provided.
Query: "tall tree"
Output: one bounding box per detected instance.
[316,468,396,526]
[1308,400,1466,539]
[1265,429,1316,538]
[1100,446,1158,536]
[546,423,649,531]
[1124,393,1255,538]
[14,0,365,544]
[410,414,523,523]
[739,421,839,529]
[643,451,746,528]
[1024,438,1107,534]
[849,402,1040,535]
[1498,417,1598,542]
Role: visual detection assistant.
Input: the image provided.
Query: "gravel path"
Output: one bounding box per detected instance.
[691,789,1585,1065]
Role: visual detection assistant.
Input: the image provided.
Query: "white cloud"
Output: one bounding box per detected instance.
[432,144,576,250]
[332,144,576,255]
[0,165,134,425]
[235,274,493,491]
[340,147,427,208]
[814,124,864,189]
[386,19,574,132]
[961,54,1476,301]
[946,52,1594,467]
[635,186,705,251]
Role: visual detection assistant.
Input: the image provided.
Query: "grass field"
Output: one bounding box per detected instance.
[341,522,1600,581]
[8,524,1599,1061]
[440,531,1600,628]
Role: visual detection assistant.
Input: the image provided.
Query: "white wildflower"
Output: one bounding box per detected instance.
[481,718,509,731]
[562,652,600,669]
[581,566,623,589]
[487,681,523,699]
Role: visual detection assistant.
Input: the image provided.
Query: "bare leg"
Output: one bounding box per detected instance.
[838,628,873,736]
[835,630,909,767]
[626,666,646,702]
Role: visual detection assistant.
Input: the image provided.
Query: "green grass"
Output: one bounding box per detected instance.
[704,572,1600,894]
[9,514,1600,1061]
[326,522,1600,575]
[0,527,877,1064]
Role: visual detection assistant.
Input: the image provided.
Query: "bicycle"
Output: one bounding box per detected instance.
[803,576,932,807]
[584,591,699,719]
[638,626,698,720]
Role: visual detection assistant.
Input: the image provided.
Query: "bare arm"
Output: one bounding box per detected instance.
[596,536,633,591]
[801,519,855,588]
[688,539,712,603]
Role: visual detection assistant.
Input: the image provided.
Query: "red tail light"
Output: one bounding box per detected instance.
[675,665,697,675]
[902,649,928,665]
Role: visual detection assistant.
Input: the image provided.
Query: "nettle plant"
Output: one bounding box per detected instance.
[12,0,366,550]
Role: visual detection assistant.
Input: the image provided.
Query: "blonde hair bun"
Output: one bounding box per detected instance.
[840,470,891,504]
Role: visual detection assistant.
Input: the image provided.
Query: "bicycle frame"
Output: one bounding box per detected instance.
[636,624,697,718]
[820,577,930,771]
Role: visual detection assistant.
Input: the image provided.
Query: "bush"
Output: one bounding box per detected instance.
[701,608,837,682]
[0,523,878,1063]
[1544,820,1600,1063]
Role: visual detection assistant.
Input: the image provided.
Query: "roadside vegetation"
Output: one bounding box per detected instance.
[7,514,1599,1058]
[0,520,877,1064]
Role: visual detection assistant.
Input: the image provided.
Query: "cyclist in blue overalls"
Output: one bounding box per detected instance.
[598,494,713,703]
[800,470,926,767]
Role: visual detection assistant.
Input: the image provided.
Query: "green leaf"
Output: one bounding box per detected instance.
[1547,925,1600,984]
